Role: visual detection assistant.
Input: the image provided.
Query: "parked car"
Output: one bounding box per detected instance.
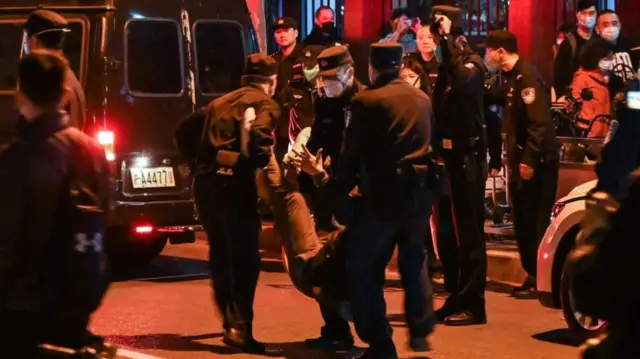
[0,0,258,263]
[536,179,608,340]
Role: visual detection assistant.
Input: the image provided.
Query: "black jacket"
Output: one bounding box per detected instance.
[0,112,108,312]
[63,69,86,130]
[175,84,279,176]
[335,76,433,222]
[272,44,306,140]
[553,30,590,98]
[485,72,509,170]
[308,80,364,173]
[302,26,342,47]
[409,53,440,101]
[504,59,558,168]
[274,80,315,145]
[432,36,487,154]
[610,36,637,81]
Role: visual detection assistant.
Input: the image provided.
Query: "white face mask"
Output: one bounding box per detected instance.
[601,26,620,42]
[599,59,613,72]
[321,70,351,98]
[322,79,345,98]
[303,65,320,82]
[580,16,596,29]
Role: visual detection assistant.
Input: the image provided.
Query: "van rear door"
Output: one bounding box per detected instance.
[184,1,258,108]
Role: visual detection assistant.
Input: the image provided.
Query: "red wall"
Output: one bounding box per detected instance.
[509,0,557,80]
[617,0,640,47]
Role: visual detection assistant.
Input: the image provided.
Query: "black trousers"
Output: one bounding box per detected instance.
[345,201,434,356]
[0,309,89,358]
[510,159,559,279]
[441,151,488,314]
[194,175,261,335]
[430,195,457,294]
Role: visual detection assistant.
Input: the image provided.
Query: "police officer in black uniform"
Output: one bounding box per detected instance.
[304,45,364,231]
[274,49,318,152]
[271,17,306,161]
[430,5,489,326]
[293,45,363,350]
[335,43,435,358]
[176,54,280,353]
[483,30,559,299]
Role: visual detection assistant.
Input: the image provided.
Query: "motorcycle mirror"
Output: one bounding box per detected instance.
[581,88,594,101]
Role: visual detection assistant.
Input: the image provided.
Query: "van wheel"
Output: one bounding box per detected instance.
[560,266,608,341]
[105,226,168,265]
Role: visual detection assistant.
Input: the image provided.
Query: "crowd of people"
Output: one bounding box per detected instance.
[176,3,564,358]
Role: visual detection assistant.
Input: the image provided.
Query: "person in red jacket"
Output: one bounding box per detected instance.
[570,38,614,138]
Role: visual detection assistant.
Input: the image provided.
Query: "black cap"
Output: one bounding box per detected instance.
[302,45,325,69]
[391,7,410,21]
[24,9,70,38]
[369,43,403,71]
[481,30,518,53]
[317,45,354,77]
[272,17,298,31]
[577,0,597,11]
[430,5,462,28]
[243,53,278,81]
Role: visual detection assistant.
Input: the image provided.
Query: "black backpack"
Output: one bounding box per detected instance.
[51,128,110,315]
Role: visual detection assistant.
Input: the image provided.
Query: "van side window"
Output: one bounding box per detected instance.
[194,20,245,95]
[0,22,23,91]
[0,21,84,92]
[126,19,184,96]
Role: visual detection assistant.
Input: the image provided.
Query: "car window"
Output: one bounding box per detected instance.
[126,19,184,96]
[0,20,84,93]
[194,20,245,95]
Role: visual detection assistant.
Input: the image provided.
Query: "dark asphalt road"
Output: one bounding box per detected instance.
[91,241,581,359]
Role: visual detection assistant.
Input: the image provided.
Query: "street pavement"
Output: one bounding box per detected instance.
[91,241,582,359]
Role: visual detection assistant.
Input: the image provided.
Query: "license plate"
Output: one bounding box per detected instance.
[130,167,176,189]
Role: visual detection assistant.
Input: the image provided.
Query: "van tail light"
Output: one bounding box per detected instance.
[96,130,115,161]
[134,225,154,235]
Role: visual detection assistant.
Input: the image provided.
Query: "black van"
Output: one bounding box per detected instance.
[0,0,259,262]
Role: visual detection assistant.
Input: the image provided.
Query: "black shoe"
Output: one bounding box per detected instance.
[345,349,398,359]
[512,277,536,292]
[222,328,266,354]
[305,336,354,351]
[444,311,487,326]
[435,303,458,322]
[512,285,538,300]
[408,337,431,352]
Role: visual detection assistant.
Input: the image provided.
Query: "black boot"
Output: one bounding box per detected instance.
[512,277,538,300]
[223,328,266,354]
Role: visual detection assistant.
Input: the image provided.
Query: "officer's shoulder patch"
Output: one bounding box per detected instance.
[464,63,476,70]
[521,87,536,104]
